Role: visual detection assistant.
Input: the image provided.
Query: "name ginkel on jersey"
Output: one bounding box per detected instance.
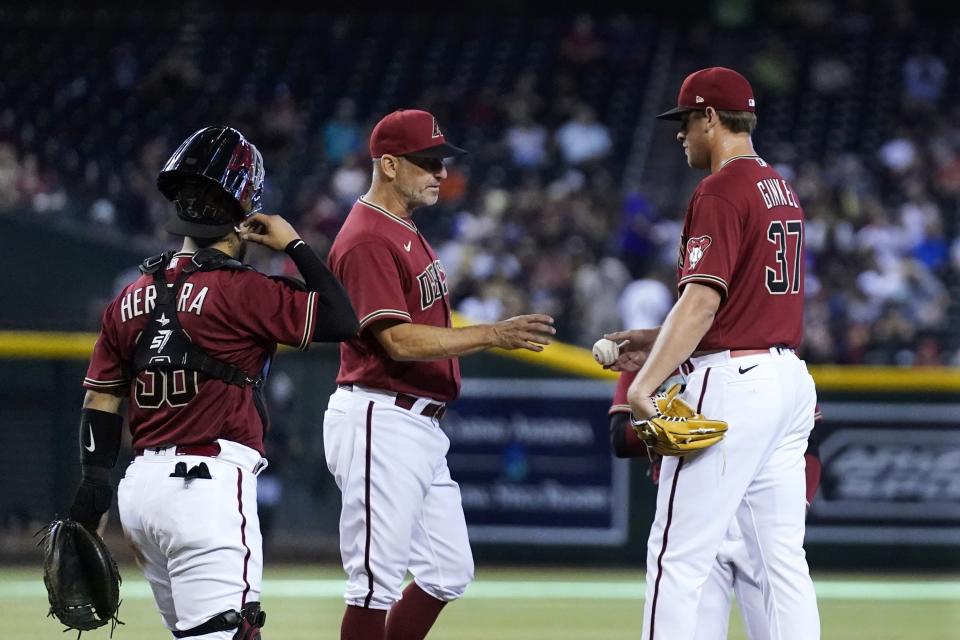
[677,156,805,351]
[329,198,460,402]
[84,253,319,454]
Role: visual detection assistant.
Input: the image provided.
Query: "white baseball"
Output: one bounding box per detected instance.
[592,338,622,366]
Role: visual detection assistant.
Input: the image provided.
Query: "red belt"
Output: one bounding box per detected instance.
[135,443,221,457]
[339,384,446,420]
[682,347,794,375]
[692,348,775,358]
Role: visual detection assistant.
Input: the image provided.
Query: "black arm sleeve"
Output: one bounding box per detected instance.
[285,239,359,342]
[805,422,821,460]
[609,413,631,459]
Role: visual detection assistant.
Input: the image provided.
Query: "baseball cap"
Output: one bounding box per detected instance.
[656,67,756,120]
[369,109,467,159]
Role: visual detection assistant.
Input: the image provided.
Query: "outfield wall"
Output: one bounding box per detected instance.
[2,335,957,570]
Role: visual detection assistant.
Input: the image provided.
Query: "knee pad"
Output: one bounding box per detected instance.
[171,602,266,639]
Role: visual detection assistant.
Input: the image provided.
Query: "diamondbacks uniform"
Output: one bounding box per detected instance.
[611,371,822,640]
[642,155,819,640]
[84,251,319,637]
[323,197,473,610]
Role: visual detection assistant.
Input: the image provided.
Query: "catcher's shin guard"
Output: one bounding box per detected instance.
[171,602,265,639]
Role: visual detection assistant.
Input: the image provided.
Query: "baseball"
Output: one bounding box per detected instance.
[592,338,622,366]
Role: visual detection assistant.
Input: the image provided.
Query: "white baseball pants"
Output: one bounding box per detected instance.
[642,348,819,640]
[118,440,266,639]
[323,386,474,610]
[694,518,769,640]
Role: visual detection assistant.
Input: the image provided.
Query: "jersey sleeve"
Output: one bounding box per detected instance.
[233,273,319,351]
[83,300,129,391]
[335,241,411,331]
[678,194,743,297]
[609,371,636,414]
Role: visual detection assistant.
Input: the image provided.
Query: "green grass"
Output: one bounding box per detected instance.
[7,565,958,639]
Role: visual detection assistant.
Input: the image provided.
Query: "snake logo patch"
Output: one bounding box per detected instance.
[686,235,712,270]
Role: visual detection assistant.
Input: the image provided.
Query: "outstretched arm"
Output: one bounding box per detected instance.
[371,315,555,362]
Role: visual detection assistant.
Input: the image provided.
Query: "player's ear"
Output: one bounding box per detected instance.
[703,107,719,127]
[378,154,400,180]
[703,107,719,131]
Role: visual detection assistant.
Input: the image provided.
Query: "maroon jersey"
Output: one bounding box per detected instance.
[84,252,319,454]
[609,370,636,415]
[328,198,460,402]
[678,155,804,351]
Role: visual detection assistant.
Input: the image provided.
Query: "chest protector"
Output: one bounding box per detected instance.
[130,249,272,430]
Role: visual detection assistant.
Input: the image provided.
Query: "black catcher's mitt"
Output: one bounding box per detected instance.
[40,519,122,635]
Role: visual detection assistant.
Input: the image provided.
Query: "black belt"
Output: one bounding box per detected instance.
[338,384,446,420]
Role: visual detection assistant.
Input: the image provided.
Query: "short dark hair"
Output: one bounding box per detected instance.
[189,233,231,248]
[717,110,757,134]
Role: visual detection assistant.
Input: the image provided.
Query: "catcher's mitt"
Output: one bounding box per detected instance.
[632,384,728,456]
[39,519,122,635]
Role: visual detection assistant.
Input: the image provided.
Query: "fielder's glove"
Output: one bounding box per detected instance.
[631,384,728,456]
[39,519,122,635]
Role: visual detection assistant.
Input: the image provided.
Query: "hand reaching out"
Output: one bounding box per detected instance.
[491,315,556,352]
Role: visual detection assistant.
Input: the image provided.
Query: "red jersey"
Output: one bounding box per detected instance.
[328,198,460,402]
[609,370,636,415]
[84,252,319,454]
[678,155,804,351]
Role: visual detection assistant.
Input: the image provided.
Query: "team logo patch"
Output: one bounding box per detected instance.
[686,235,712,270]
[431,118,442,139]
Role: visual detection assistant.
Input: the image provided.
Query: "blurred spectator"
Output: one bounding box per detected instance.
[618,263,674,332]
[504,105,549,168]
[560,14,604,66]
[554,104,612,166]
[878,132,918,175]
[330,155,367,206]
[902,47,947,109]
[0,142,21,209]
[751,42,798,95]
[322,98,363,164]
[573,256,631,343]
[810,53,853,94]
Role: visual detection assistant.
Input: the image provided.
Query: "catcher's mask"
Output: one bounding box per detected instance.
[158,126,264,239]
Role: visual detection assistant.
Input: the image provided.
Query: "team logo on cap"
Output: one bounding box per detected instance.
[431,118,442,139]
[748,98,755,107]
[686,235,712,270]
[695,96,705,104]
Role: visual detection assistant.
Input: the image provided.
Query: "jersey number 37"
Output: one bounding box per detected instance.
[765,220,803,295]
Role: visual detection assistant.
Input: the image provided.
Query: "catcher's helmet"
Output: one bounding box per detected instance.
[158,126,264,238]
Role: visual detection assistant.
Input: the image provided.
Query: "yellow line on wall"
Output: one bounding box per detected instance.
[0,331,99,359]
[2,327,959,392]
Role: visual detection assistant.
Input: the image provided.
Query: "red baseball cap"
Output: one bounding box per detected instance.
[656,67,756,120]
[369,109,467,158]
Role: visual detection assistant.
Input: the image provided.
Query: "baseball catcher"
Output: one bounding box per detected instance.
[630,384,727,456]
[40,518,122,635]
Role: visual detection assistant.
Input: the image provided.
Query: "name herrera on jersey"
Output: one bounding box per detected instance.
[756,178,800,210]
[120,283,209,322]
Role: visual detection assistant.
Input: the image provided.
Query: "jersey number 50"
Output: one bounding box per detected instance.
[135,369,199,409]
[765,220,803,295]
